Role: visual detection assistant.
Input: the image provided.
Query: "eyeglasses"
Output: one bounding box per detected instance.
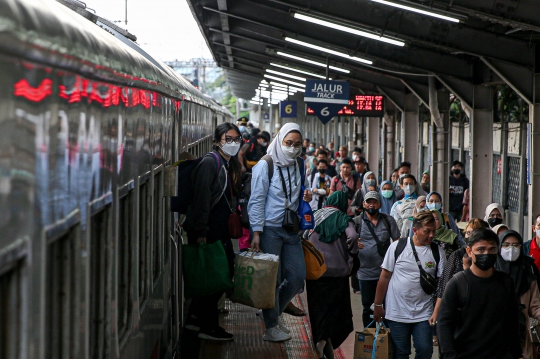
[501,243,521,248]
[283,140,303,148]
[223,136,243,144]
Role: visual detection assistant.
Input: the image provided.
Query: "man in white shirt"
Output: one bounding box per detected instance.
[309,159,331,211]
[373,211,446,359]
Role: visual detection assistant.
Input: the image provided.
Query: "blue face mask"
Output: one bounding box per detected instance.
[427,202,442,211]
[238,125,246,132]
[381,190,393,199]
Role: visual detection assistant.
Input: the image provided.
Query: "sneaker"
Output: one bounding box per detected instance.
[278,317,290,334]
[185,317,200,332]
[198,326,234,341]
[263,326,292,342]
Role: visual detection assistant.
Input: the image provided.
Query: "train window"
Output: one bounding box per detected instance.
[153,170,162,283]
[89,206,111,359]
[0,268,20,359]
[117,188,134,345]
[46,227,79,359]
[139,178,151,307]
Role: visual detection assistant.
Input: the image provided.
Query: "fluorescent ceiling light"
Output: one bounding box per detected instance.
[276,51,350,74]
[250,100,262,105]
[266,69,306,81]
[285,37,373,65]
[263,74,305,88]
[269,82,304,93]
[270,63,329,79]
[293,12,405,47]
[370,0,461,23]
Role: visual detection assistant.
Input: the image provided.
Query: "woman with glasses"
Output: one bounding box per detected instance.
[249,122,312,342]
[496,230,540,359]
[184,122,243,341]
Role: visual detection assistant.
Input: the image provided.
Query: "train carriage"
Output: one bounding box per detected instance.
[0,0,233,358]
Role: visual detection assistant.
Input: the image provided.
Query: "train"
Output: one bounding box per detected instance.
[0,0,234,358]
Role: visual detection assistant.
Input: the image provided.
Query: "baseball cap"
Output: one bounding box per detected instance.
[364,191,381,202]
[355,156,367,164]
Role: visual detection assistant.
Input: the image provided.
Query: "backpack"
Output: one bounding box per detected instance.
[170,152,222,214]
[393,237,441,271]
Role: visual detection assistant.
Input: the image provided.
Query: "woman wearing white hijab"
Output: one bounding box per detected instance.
[248,122,312,342]
[484,203,505,228]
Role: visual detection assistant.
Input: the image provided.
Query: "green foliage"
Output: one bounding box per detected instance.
[496,84,528,122]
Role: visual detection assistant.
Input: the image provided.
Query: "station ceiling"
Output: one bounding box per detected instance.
[186,0,540,109]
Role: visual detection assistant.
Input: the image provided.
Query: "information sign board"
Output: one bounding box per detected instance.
[279,101,297,118]
[304,80,349,124]
[307,95,385,117]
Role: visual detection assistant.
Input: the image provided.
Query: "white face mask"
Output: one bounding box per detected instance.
[221,142,240,157]
[352,155,358,161]
[501,246,520,262]
[536,229,540,238]
[403,184,416,195]
[281,145,301,159]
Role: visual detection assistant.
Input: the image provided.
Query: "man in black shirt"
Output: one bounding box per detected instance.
[448,160,469,221]
[438,228,523,359]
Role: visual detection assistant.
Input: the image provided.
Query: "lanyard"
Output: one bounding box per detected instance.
[278,165,296,209]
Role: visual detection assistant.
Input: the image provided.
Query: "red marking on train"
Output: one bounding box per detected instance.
[14,78,53,102]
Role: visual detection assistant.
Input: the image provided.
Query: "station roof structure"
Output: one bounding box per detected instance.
[186,0,540,109]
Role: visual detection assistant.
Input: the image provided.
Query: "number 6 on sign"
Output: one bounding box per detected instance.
[285,104,292,114]
[321,107,329,116]
[280,101,297,118]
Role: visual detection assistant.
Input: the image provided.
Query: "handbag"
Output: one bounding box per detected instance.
[409,238,438,295]
[278,166,301,233]
[182,241,234,298]
[302,239,327,280]
[228,211,243,239]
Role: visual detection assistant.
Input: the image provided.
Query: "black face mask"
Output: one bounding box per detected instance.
[487,217,503,228]
[366,208,379,216]
[319,169,326,175]
[473,253,498,271]
[452,168,461,175]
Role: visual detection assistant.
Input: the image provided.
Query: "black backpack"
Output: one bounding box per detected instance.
[170,152,221,214]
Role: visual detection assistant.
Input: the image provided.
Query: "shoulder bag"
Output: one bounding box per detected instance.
[409,237,440,295]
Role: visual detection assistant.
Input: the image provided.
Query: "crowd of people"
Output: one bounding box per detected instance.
[183,119,540,359]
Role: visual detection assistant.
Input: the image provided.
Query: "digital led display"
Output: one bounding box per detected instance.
[307,95,384,117]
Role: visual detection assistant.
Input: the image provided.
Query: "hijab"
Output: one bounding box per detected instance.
[361,171,379,197]
[413,196,427,216]
[492,224,509,235]
[266,122,303,167]
[431,209,458,244]
[426,191,444,211]
[379,180,396,215]
[484,203,505,223]
[496,230,537,297]
[314,191,351,243]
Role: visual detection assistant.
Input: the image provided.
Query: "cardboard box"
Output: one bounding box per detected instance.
[353,327,391,359]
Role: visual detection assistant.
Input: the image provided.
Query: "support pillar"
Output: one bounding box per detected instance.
[528,71,540,239]
[383,113,395,180]
[340,116,346,148]
[334,117,339,150]
[403,93,419,176]
[367,117,381,177]
[470,84,493,219]
[430,87,451,209]
[349,116,355,150]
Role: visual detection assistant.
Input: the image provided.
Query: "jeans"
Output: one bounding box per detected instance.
[359,279,379,328]
[259,226,306,329]
[386,320,432,359]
